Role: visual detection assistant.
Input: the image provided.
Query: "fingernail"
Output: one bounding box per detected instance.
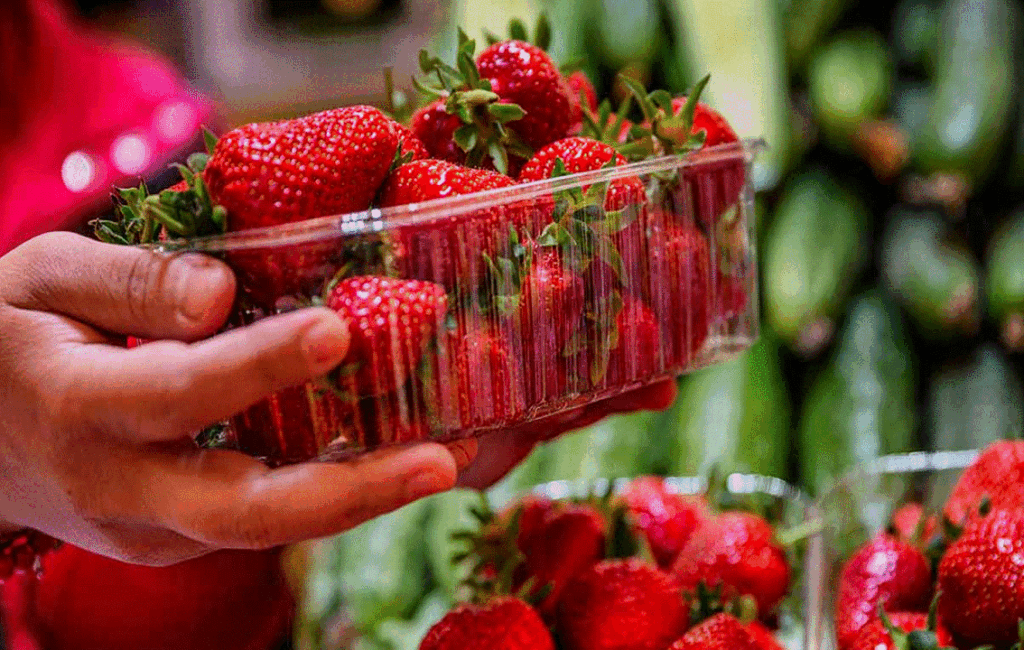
[301,313,349,370]
[405,469,450,501]
[175,254,232,325]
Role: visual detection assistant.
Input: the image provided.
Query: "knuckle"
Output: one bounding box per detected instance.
[225,500,280,550]
[122,252,163,324]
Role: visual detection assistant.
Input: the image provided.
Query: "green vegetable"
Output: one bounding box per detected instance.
[665,331,792,480]
[372,591,451,650]
[336,499,432,631]
[797,290,917,496]
[762,169,871,356]
[985,211,1024,350]
[880,209,981,338]
[891,0,941,71]
[589,0,662,71]
[423,489,483,603]
[927,344,1024,452]
[783,0,853,72]
[913,0,1018,186]
[541,409,663,482]
[807,29,892,147]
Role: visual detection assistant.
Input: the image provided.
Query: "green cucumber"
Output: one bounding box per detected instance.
[880,209,981,338]
[423,489,482,603]
[662,0,793,189]
[665,331,792,480]
[783,0,853,73]
[986,211,1024,349]
[762,169,871,356]
[891,0,941,72]
[589,0,662,71]
[913,0,1018,186]
[806,29,892,148]
[336,499,431,630]
[797,290,917,497]
[927,344,1024,451]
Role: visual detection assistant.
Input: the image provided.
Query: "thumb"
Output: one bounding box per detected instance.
[0,232,235,341]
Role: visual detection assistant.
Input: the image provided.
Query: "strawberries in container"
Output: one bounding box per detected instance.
[93,20,761,466]
[815,441,1024,650]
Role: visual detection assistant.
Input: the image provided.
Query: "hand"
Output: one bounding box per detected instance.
[0,233,475,566]
[456,379,678,490]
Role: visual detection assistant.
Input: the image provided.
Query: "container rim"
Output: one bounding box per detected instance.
[148,138,766,254]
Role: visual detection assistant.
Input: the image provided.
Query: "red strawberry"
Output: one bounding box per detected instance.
[620,476,709,569]
[31,545,292,650]
[712,268,749,323]
[599,298,664,387]
[937,508,1024,645]
[514,502,606,620]
[671,511,790,621]
[325,276,448,397]
[646,222,711,367]
[668,613,761,650]
[849,611,954,650]
[410,99,471,165]
[744,620,787,650]
[394,122,430,161]
[379,159,529,289]
[566,71,598,134]
[943,440,1024,526]
[557,558,689,650]
[669,98,739,148]
[888,503,937,546]
[476,40,574,150]
[428,318,527,429]
[518,137,646,213]
[834,533,932,650]
[419,596,554,650]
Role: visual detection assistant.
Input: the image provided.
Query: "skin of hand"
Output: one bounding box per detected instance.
[0,232,676,566]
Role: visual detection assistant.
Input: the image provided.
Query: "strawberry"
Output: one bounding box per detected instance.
[394,122,430,161]
[620,476,709,569]
[410,98,474,165]
[943,439,1024,526]
[557,558,689,650]
[203,106,399,230]
[599,298,665,387]
[667,613,761,650]
[670,98,739,148]
[834,533,932,650]
[566,71,599,134]
[31,545,292,650]
[475,40,573,151]
[888,503,937,546]
[325,276,448,397]
[848,611,954,650]
[745,620,787,650]
[514,502,606,620]
[671,511,790,621]
[419,596,554,650]
[518,137,646,213]
[379,159,529,289]
[646,222,711,367]
[937,508,1024,645]
[427,318,527,429]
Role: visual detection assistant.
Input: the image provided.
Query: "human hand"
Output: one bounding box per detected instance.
[0,232,475,566]
[456,379,678,490]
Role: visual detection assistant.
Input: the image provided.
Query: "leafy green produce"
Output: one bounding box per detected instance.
[589,0,661,71]
[986,211,1024,350]
[798,290,917,496]
[423,490,483,603]
[890,0,940,71]
[783,0,853,72]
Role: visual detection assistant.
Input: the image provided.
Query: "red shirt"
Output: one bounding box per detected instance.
[0,0,214,255]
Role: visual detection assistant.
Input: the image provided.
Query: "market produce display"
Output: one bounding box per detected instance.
[825,441,1024,650]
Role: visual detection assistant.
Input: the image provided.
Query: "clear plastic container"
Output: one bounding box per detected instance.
[806,450,980,650]
[156,140,763,465]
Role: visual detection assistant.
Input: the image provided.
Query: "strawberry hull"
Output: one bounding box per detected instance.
[154,140,763,465]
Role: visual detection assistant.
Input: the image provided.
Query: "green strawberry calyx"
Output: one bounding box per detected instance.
[877,595,956,650]
[415,30,533,175]
[617,74,712,161]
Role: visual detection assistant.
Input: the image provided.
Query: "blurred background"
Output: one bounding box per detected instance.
[53,0,1024,646]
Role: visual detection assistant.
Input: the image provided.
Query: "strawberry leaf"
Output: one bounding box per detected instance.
[534,13,552,51]
[508,18,528,42]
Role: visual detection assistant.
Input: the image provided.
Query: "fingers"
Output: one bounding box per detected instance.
[150,443,460,549]
[0,232,235,341]
[70,308,351,440]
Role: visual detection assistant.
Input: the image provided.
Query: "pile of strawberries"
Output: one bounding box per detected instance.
[419,475,795,650]
[98,18,751,465]
[833,439,1024,650]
